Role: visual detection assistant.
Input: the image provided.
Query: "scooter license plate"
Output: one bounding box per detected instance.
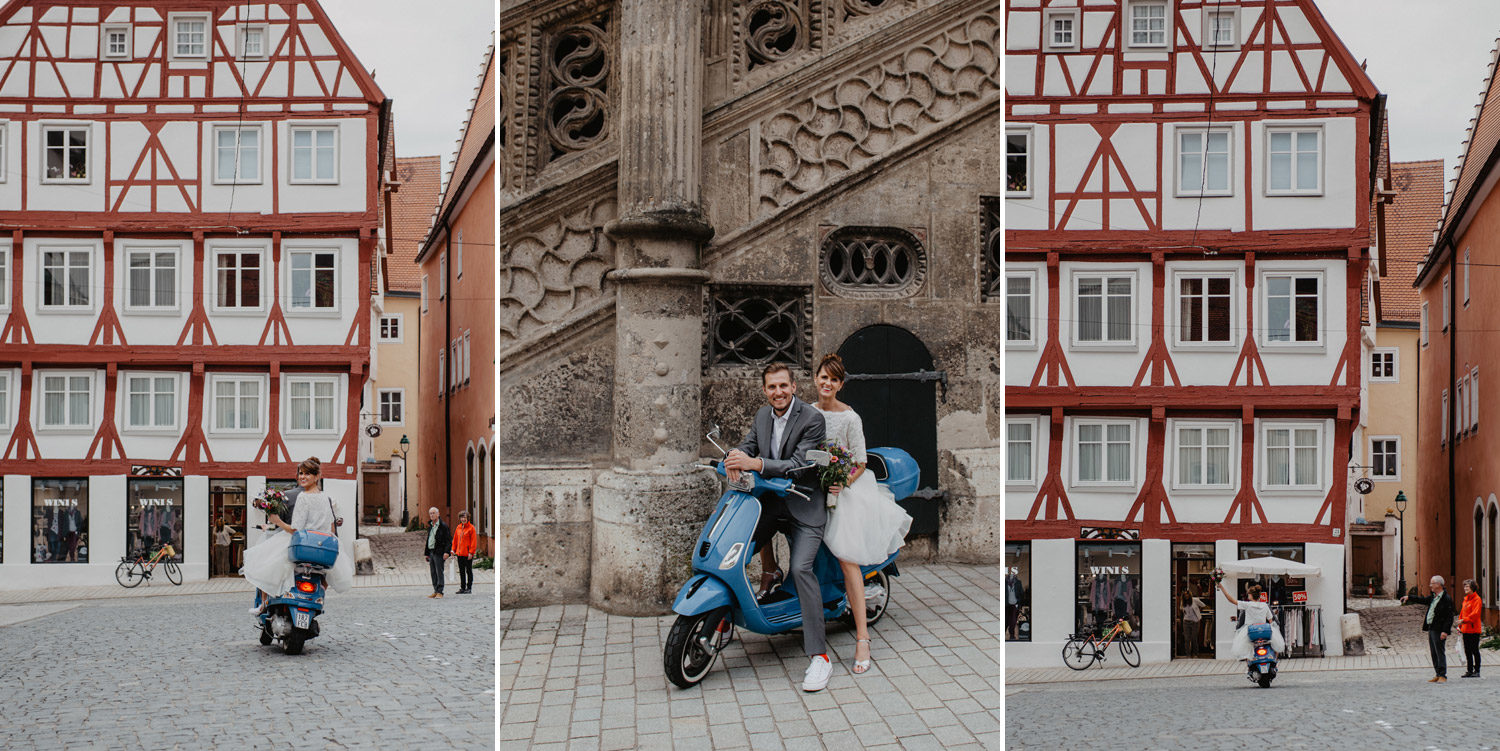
[294,609,312,629]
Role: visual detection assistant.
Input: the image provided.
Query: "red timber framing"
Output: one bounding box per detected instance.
[1006,0,1375,547]
[0,1,386,480]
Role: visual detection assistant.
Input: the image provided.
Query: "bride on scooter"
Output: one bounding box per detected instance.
[811,353,913,674]
[1216,579,1286,659]
[241,457,355,612]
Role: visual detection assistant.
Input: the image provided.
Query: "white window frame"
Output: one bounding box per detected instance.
[1264,126,1323,196]
[1457,376,1468,439]
[1005,269,1039,348]
[0,370,9,429]
[1006,126,1032,198]
[1171,268,1238,348]
[1442,389,1450,447]
[421,275,430,313]
[237,23,269,60]
[1464,248,1471,306]
[121,245,181,313]
[378,313,404,343]
[0,121,7,185]
[1473,367,1481,431]
[285,375,340,435]
[41,123,91,184]
[1258,267,1324,348]
[38,245,94,311]
[455,230,464,279]
[212,125,263,185]
[437,350,445,399]
[1175,127,1234,197]
[1125,0,1170,49]
[1169,420,1237,491]
[377,388,405,427]
[1258,420,1325,491]
[1368,436,1400,481]
[439,254,448,299]
[101,24,132,59]
[209,246,267,314]
[1071,418,1137,487]
[285,247,341,314]
[1069,267,1139,349]
[1442,273,1451,331]
[288,125,339,184]
[462,330,472,384]
[450,339,461,390]
[1369,348,1398,383]
[209,375,265,435]
[1043,8,1080,52]
[36,370,95,431]
[1202,7,1240,49]
[121,372,180,432]
[168,13,210,60]
[1006,416,1042,487]
[1421,302,1429,346]
[0,241,9,311]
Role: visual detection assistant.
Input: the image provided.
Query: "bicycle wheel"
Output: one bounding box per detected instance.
[1119,638,1141,667]
[1062,637,1096,670]
[164,561,183,585]
[115,560,144,588]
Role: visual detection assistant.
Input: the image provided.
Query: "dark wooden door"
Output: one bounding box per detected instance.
[836,324,941,534]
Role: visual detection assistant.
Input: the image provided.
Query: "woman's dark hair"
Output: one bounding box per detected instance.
[816,353,846,382]
[1245,583,1264,600]
[298,456,322,476]
[1464,578,1479,595]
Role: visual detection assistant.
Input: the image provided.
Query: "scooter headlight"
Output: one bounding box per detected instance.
[718,542,744,570]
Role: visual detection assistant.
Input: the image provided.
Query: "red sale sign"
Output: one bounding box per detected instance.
[1292,591,1308,603]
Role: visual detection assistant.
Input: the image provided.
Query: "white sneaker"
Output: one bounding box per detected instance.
[801,656,832,692]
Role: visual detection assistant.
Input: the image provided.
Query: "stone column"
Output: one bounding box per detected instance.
[591,0,720,615]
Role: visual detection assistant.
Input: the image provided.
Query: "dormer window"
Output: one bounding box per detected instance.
[102,25,131,59]
[239,24,268,59]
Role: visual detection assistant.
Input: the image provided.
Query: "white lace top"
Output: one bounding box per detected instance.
[817,407,867,465]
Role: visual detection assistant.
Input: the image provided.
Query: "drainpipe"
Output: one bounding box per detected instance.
[443,228,452,524]
[1449,242,1458,578]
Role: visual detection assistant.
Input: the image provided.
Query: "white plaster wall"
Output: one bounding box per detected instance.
[113,370,189,459]
[28,120,105,212]
[1139,538,1172,664]
[113,238,192,343]
[1058,261,1151,386]
[1163,260,1246,385]
[202,372,271,463]
[24,238,103,345]
[1255,259,1347,384]
[1,475,23,569]
[1160,121,1246,232]
[277,119,367,214]
[183,474,209,582]
[198,120,275,213]
[1003,261,1046,385]
[280,237,360,345]
[30,368,103,459]
[203,238,272,345]
[1249,117,1358,230]
[1056,416,1147,520]
[1005,123,1049,231]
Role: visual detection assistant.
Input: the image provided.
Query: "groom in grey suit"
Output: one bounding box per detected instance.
[725,363,832,691]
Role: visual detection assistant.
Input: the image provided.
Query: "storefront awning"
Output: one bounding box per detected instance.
[1220,557,1323,577]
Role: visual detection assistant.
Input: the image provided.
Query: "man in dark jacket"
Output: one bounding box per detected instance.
[1403,575,1457,682]
[424,506,452,599]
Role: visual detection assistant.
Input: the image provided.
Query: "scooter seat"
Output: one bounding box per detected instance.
[1247,623,1273,642]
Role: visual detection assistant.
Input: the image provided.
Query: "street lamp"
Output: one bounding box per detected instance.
[1395,490,1408,599]
[400,434,411,528]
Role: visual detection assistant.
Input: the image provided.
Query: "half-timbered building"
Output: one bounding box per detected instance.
[1005,0,1380,664]
[0,0,387,587]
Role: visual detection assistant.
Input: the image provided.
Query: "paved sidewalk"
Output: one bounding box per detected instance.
[0,530,494,605]
[1006,598,1491,685]
[501,562,1000,750]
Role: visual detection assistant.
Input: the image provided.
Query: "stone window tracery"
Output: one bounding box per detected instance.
[819,226,925,299]
[981,196,1000,301]
[745,0,804,69]
[542,14,611,164]
[705,285,811,369]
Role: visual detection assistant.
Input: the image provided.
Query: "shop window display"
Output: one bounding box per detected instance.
[127,477,185,562]
[1006,542,1031,641]
[1076,542,1142,638]
[32,478,88,563]
[210,480,248,577]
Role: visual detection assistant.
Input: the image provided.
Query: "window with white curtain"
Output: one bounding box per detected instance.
[125,248,178,309]
[1176,273,1233,343]
[1007,418,1037,485]
[1074,419,1134,484]
[1175,422,1233,487]
[0,371,10,428]
[1261,422,1321,488]
[39,372,92,428]
[212,376,262,432]
[1006,272,1036,345]
[125,374,176,430]
[1073,273,1135,345]
[287,376,338,433]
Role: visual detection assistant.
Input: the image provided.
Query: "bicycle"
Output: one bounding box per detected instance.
[1061,618,1141,670]
[115,543,182,588]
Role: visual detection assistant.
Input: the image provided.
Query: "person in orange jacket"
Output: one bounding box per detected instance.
[1459,578,1484,678]
[452,510,478,594]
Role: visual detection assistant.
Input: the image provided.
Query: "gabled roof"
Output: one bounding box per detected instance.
[1419,37,1500,286]
[1383,160,1445,323]
[388,155,442,294]
[416,43,494,263]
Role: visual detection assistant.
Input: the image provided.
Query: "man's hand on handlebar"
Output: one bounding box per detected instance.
[723,449,763,482]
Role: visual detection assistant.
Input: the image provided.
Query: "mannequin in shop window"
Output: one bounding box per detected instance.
[1217,580,1286,659]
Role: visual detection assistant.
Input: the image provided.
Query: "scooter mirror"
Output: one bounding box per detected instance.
[806,449,832,466]
[706,426,727,456]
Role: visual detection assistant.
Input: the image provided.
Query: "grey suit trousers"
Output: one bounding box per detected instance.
[785,517,827,657]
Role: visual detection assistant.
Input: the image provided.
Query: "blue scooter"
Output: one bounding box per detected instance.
[255,529,337,655]
[663,428,919,688]
[1247,622,1278,687]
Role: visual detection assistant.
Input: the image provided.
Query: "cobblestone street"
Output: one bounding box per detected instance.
[500,562,1000,750]
[0,585,495,750]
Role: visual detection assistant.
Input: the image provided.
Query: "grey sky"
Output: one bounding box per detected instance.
[319,0,495,173]
[1318,0,1500,175]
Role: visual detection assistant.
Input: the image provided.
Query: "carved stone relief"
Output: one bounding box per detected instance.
[732,0,824,86]
[756,11,999,213]
[543,15,612,163]
[501,196,619,345]
[819,225,926,299]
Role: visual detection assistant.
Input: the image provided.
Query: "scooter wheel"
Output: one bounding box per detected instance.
[1258,672,1274,688]
[664,607,730,689]
[284,634,305,655]
[259,627,273,646]
[840,569,893,628]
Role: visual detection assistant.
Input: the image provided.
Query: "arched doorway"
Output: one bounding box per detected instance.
[835,324,942,534]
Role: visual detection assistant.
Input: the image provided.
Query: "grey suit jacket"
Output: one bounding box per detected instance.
[736,396,828,527]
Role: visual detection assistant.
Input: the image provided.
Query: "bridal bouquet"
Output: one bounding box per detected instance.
[253,488,289,518]
[817,442,855,508]
[1211,567,1226,583]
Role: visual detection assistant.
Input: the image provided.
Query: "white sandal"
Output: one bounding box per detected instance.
[852,638,872,674]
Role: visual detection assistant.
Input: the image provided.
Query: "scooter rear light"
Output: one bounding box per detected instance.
[1256,647,1267,656]
[297,581,317,593]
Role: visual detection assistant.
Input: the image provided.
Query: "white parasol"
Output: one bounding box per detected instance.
[1219,556,1322,577]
